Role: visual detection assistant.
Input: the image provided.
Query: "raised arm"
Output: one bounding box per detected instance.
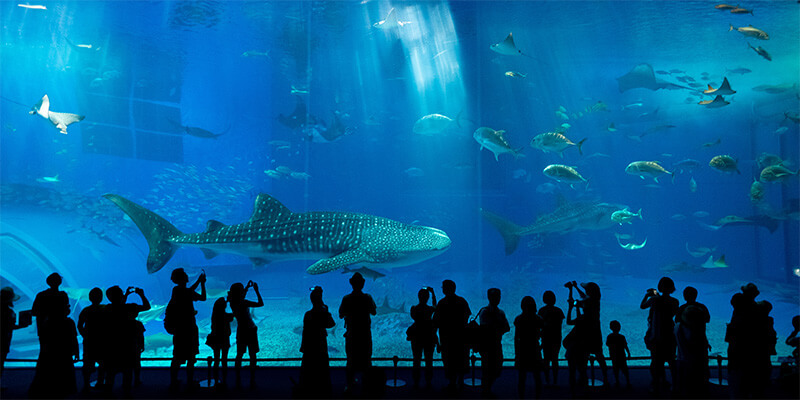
[135,288,151,312]
[251,281,264,308]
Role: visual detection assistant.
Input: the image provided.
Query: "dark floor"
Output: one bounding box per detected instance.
[2,365,798,399]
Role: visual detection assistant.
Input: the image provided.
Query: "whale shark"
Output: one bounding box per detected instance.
[481,199,623,254]
[29,94,84,134]
[103,193,451,275]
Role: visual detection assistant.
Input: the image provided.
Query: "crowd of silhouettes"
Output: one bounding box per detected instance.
[0,270,798,399]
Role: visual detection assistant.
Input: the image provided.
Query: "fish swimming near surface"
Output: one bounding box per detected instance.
[530,132,586,157]
[611,208,643,225]
[729,24,769,40]
[625,161,674,183]
[730,7,754,14]
[373,8,411,29]
[709,155,740,174]
[747,42,771,61]
[18,4,47,10]
[542,164,587,188]
[376,297,405,315]
[481,199,624,254]
[616,236,647,250]
[413,113,459,135]
[174,123,225,139]
[698,95,730,108]
[35,174,60,183]
[760,164,797,183]
[29,95,84,134]
[714,4,737,10]
[703,77,736,95]
[103,193,451,275]
[490,32,530,57]
[725,67,751,75]
[341,266,386,281]
[474,127,524,161]
[242,50,270,58]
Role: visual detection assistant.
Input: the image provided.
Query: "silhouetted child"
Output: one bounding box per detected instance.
[299,286,335,398]
[229,280,263,386]
[787,315,799,361]
[606,320,631,388]
[206,297,233,386]
[640,277,678,394]
[538,290,564,385]
[1,287,29,386]
[77,287,105,392]
[514,296,543,399]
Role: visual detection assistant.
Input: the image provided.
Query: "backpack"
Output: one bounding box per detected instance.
[163,298,177,335]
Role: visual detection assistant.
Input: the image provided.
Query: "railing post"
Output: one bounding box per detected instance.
[588,354,596,386]
[385,355,406,387]
[464,353,481,386]
[716,354,723,386]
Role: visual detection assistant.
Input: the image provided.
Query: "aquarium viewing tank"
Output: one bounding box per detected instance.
[1,1,798,366]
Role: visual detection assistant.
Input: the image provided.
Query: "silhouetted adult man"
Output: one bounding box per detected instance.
[338,272,376,392]
[433,279,471,391]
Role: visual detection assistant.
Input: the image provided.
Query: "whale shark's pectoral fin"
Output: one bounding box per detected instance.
[306,249,367,275]
[201,248,219,260]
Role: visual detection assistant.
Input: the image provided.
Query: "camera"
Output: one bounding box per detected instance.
[564,281,574,288]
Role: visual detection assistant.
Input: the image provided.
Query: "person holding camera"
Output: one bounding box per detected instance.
[408,286,437,388]
[563,281,588,395]
[229,280,264,387]
[103,285,151,394]
[167,268,206,391]
[640,277,679,395]
[571,280,609,386]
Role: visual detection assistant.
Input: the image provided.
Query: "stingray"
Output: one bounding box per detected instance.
[616,64,693,93]
[490,33,532,57]
[703,77,736,95]
[373,8,410,30]
[698,95,730,108]
[29,94,84,134]
[278,96,320,130]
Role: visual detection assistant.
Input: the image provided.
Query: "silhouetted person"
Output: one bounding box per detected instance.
[29,273,72,398]
[538,290,564,386]
[515,295,543,398]
[298,286,335,398]
[31,273,69,358]
[675,286,710,328]
[573,281,608,385]
[675,304,709,397]
[104,285,150,394]
[133,318,145,386]
[606,320,631,388]
[754,300,777,397]
[32,312,79,398]
[409,286,437,388]
[478,288,510,397]
[641,276,678,394]
[206,297,233,387]
[338,272,377,392]
[229,280,263,386]
[1,287,29,385]
[564,282,588,396]
[77,287,105,392]
[433,279,471,392]
[787,315,799,362]
[167,268,206,391]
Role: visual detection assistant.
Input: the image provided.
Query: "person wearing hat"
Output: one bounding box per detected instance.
[640,276,679,394]
[338,272,376,392]
[1,287,27,379]
[299,286,335,397]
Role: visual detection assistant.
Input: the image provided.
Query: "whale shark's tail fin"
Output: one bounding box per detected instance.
[103,194,183,274]
[480,208,524,255]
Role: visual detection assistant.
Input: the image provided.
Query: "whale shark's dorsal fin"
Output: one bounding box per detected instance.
[250,194,292,222]
[205,220,226,233]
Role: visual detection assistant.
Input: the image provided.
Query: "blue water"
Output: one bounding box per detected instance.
[1,1,798,363]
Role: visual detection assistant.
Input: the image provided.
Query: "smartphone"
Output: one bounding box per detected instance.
[18,310,32,327]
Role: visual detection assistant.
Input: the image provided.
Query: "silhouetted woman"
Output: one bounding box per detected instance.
[229,280,263,386]
[515,295,543,398]
[573,281,608,385]
[640,276,678,394]
[409,286,437,388]
[478,288,510,397]
[538,290,564,386]
[206,297,233,386]
[299,286,335,397]
[104,285,150,394]
[167,268,206,391]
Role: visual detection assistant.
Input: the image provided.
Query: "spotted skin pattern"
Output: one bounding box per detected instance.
[103,193,451,275]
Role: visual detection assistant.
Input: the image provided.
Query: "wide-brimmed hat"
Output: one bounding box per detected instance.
[1,286,21,302]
